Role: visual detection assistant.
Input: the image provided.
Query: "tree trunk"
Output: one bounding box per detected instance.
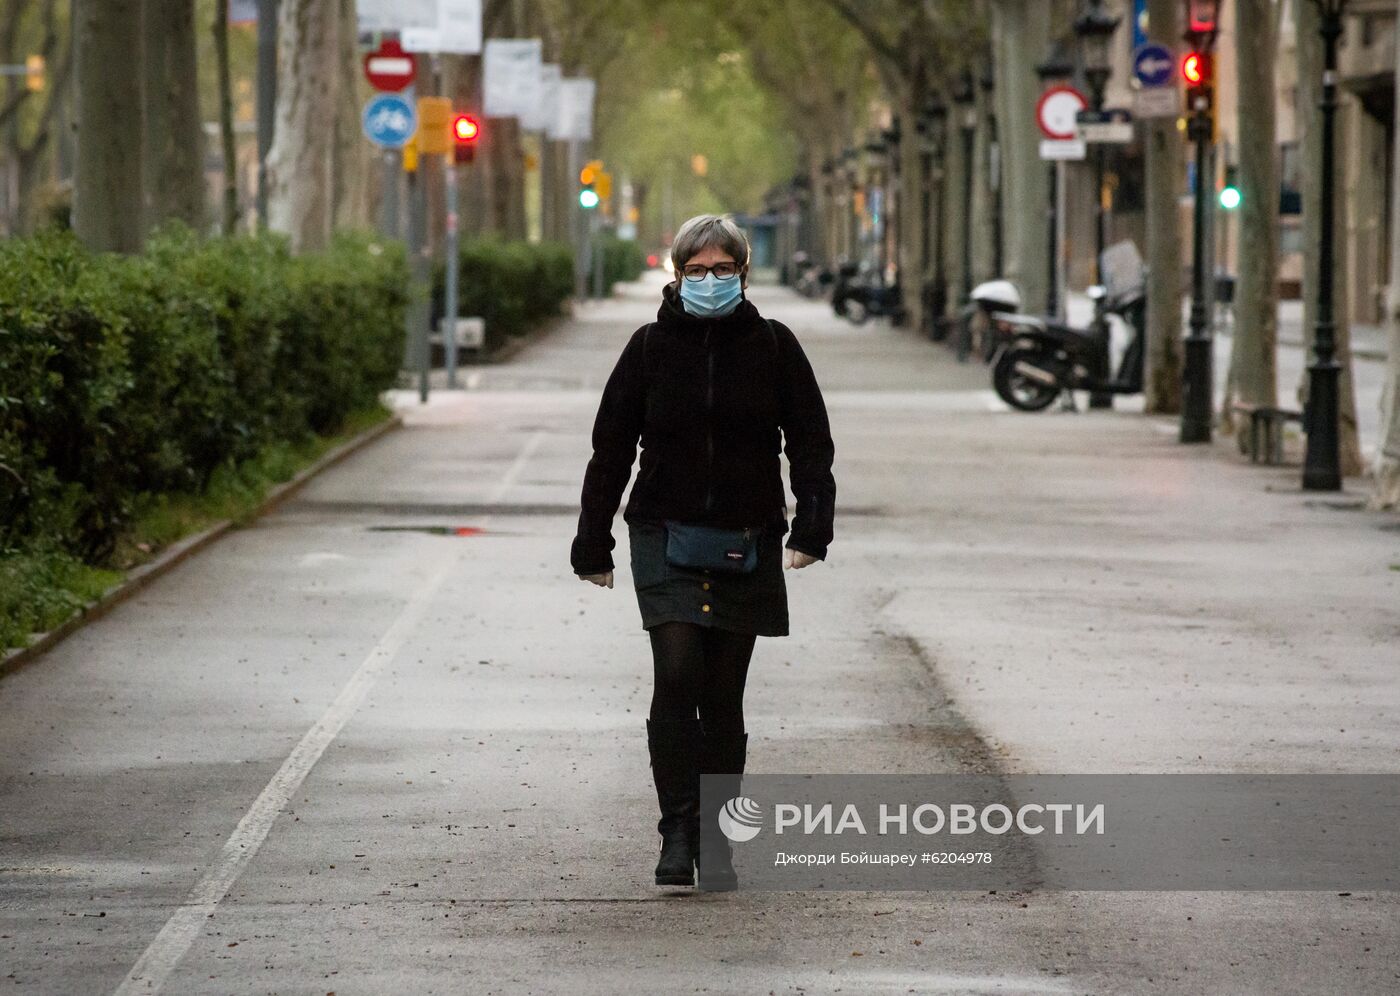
[1143,0,1184,412]
[989,0,1050,312]
[265,0,340,253]
[332,0,369,230]
[1226,0,1279,422]
[142,0,203,233]
[213,0,239,234]
[73,0,144,252]
[1294,0,1364,475]
[1369,0,1400,508]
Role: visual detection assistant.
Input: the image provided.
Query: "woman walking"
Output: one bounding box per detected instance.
[570,214,836,891]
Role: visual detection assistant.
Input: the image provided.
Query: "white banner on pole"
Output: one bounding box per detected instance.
[527,63,562,134]
[402,0,483,54]
[358,0,436,33]
[483,39,543,118]
[554,78,595,142]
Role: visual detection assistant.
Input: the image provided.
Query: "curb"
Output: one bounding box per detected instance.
[1277,336,1387,362]
[0,414,404,681]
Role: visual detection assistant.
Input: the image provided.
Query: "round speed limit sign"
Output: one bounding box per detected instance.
[1036,85,1089,141]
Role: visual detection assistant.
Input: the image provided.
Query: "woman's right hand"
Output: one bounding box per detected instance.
[579,571,614,589]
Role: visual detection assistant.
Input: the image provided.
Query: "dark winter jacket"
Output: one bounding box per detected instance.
[570,282,836,576]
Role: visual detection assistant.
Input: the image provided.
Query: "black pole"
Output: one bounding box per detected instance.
[1180,93,1214,443]
[960,120,974,301]
[932,140,947,331]
[1087,68,1112,408]
[1046,161,1059,318]
[1302,5,1344,490]
[990,118,1003,277]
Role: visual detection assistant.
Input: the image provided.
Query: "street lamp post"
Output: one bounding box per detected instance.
[1074,0,1120,283]
[1302,0,1347,491]
[921,96,949,336]
[954,71,976,306]
[981,63,1003,278]
[1074,0,1120,410]
[1035,43,1075,320]
[1179,0,1220,443]
[883,119,902,293]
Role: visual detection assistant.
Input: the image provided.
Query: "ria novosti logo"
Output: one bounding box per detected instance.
[717,796,763,842]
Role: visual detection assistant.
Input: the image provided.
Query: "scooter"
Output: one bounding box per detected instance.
[961,279,1023,364]
[832,261,906,325]
[792,253,834,299]
[986,282,1147,412]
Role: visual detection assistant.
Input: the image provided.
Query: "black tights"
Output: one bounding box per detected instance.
[648,622,756,737]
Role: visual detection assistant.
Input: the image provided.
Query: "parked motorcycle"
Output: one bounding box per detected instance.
[792,252,834,299]
[832,261,906,325]
[988,283,1147,412]
[962,279,1023,364]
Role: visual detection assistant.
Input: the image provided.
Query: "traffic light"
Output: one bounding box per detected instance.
[1181,51,1211,88]
[1219,165,1241,210]
[452,113,480,164]
[1186,0,1220,36]
[1182,50,1215,140]
[579,159,603,209]
[24,54,44,92]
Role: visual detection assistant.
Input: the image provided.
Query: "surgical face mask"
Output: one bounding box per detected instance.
[679,272,743,318]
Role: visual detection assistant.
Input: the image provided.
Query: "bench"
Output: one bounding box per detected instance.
[1232,402,1304,465]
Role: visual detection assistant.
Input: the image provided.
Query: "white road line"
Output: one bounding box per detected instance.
[112,552,456,996]
[113,427,542,995]
[489,429,545,501]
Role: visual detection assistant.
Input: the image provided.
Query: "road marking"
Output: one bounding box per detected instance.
[113,428,546,994]
[490,430,545,500]
[112,551,456,995]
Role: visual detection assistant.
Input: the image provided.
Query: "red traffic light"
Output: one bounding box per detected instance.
[452,113,479,163]
[453,114,480,142]
[1181,51,1211,86]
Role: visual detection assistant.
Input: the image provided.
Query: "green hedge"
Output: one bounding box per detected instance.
[597,234,645,292]
[0,227,408,565]
[433,238,573,351]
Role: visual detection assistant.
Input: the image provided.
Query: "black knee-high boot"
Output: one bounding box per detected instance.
[696,725,748,892]
[646,717,702,887]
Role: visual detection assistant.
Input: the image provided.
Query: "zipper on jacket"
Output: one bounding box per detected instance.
[704,323,715,513]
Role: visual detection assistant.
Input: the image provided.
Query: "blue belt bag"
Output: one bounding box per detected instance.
[662,521,760,574]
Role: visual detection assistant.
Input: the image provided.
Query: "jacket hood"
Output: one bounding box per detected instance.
[658,279,760,331]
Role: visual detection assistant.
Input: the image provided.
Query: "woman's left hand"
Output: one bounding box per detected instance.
[783,548,819,570]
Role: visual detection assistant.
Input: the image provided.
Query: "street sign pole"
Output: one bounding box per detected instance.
[443,161,460,388]
[1037,85,1087,320]
[381,151,400,238]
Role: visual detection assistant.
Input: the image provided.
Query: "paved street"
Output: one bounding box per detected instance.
[3,275,1398,995]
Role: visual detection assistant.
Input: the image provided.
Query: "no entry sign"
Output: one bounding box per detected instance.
[363,39,416,93]
[1036,84,1089,141]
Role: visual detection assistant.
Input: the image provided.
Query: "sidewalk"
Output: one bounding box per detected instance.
[1067,289,1391,456]
[1,275,1395,994]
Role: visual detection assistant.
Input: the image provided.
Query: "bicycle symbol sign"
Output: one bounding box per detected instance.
[362,94,417,150]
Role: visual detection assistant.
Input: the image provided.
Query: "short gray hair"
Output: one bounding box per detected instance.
[670,214,751,273]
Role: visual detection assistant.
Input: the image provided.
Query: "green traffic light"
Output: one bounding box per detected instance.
[1219,186,1241,210]
[579,189,600,209]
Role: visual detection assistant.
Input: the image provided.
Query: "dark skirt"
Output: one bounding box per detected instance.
[627,519,790,638]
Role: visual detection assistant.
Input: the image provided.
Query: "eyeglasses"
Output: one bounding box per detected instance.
[682,262,741,282]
